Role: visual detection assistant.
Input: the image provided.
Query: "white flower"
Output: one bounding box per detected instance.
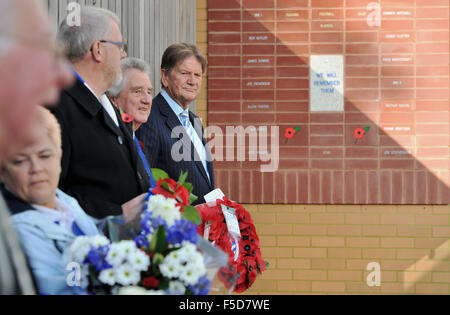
[159,259,182,279]
[106,243,127,267]
[146,290,166,295]
[115,263,140,286]
[117,286,149,295]
[70,236,91,263]
[90,235,110,248]
[127,250,150,272]
[168,281,186,295]
[120,240,137,255]
[98,268,116,286]
[180,265,202,286]
[147,195,181,226]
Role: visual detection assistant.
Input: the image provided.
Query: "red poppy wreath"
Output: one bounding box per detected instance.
[196,197,268,293]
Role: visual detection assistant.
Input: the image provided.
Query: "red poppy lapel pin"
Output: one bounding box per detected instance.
[284,126,301,144]
[354,126,370,144]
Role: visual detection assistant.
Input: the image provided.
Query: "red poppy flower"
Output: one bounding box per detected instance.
[284,128,296,139]
[121,113,134,123]
[142,276,160,289]
[354,128,366,139]
[152,178,190,211]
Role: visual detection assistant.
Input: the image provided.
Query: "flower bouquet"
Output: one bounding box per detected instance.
[68,170,228,295]
[196,197,268,293]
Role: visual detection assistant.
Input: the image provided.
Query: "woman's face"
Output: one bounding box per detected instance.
[1,126,61,209]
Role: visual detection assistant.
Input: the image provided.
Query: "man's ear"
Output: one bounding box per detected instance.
[160,69,169,88]
[90,41,104,63]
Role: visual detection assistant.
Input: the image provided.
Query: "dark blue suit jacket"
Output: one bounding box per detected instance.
[136,92,215,205]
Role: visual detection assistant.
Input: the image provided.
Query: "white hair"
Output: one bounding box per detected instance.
[107,58,151,98]
[58,5,121,63]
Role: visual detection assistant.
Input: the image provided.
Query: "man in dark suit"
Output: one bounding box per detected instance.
[50,6,149,219]
[136,43,214,205]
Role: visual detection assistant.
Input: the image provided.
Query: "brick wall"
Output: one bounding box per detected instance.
[197,0,450,294]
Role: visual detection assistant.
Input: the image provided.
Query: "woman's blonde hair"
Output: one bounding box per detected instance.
[34,106,62,152]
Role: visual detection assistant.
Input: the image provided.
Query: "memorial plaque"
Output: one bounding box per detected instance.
[310,55,344,112]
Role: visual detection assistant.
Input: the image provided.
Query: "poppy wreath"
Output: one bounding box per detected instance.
[196,197,267,293]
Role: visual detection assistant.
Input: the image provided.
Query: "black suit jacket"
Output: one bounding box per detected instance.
[136,92,215,205]
[49,79,150,219]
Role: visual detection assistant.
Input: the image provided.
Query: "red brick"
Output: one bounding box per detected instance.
[346,66,379,76]
[381,159,414,170]
[243,67,274,78]
[381,66,414,77]
[243,21,275,33]
[346,101,380,112]
[346,0,374,7]
[277,101,309,112]
[208,90,240,101]
[276,0,309,8]
[241,0,274,9]
[277,44,310,55]
[310,125,343,135]
[208,44,241,55]
[381,43,414,54]
[311,32,343,42]
[356,171,368,204]
[381,100,414,112]
[229,170,240,202]
[209,78,240,89]
[252,171,262,203]
[346,147,378,158]
[242,90,274,101]
[208,10,241,21]
[311,159,344,169]
[276,33,309,44]
[275,172,286,204]
[346,78,379,89]
[346,55,379,65]
[311,148,343,158]
[416,171,427,204]
[381,0,415,6]
[208,67,241,78]
[346,159,379,170]
[416,19,449,30]
[381,54,414,65]
[240,170,252,204]
[275,90,309,101]
[417,78,449,89]
[345,89,380,101]
[208,33,241,44]
[311,21,344,31]
[278,21,309,32]
[243,33,275,44]
[311,171,321,203]
[330,171,343,204]
[277,56,309,66]
[208,112,241,123]
[208,56,241,67]
[277,9,309,20]
[380,171,392,203]
[346,43,379,54]
[345,171,355,204]
[243,56,275,66]
[416,31,449,42]
[209,101,241,112]
[381,89,415,100]
[263,172,274,203]
[278,159,310,169]
[346,21,373,31]
[380,135,413,147]
[311,44,343,54]
[243,10,275,21]
[276,113,309,124]
[243,44,275,55]
[277,67,309,78]
[368,171,379,203]
[277,78,309,89]
[242,113,275,124]
[322,171,332,203]
[415,112,449,124]
[208,22,240,33]
[287,172,297,203]
[416,124,449,135]
[208,0,240,9]
[311,136,344,146]
[381,20,414,30]
[416,66,449,76]
[416,147,450,158]
[416,54,449,65]
[298,171,309,203]
[312,9,344,19]
[416,135,450,147]
[380,112,414,124]
[311,0,344,7]
[404,171,414,204]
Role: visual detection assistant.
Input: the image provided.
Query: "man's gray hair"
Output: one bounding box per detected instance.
[58,6,120,63]
[107,57,151,98]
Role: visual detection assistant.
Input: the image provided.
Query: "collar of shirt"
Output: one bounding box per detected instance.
[161,89,187,124]
[73,70,120,127]
[32,197,76,232]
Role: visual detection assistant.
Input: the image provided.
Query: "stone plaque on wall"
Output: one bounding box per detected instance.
[310,55,344,112]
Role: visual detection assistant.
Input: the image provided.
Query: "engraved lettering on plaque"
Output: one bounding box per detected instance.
[310,55,344,112]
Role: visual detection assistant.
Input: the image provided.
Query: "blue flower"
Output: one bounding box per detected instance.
[167,219,198,245]
[134,234,149,248]
[84,245,112,271]
[188,275,210,295]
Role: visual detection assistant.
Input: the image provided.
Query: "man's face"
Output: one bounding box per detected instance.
[0,0,73,161]
[115,68,153,131]
[161,55,203,109]
[103,21,127,88]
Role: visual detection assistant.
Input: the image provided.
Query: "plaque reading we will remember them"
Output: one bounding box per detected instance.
[310,55,344,112]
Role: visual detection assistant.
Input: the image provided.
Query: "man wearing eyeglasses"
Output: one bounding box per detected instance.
[50,6,150,219]
[0,0,74,294]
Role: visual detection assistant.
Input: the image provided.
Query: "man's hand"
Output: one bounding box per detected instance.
[122,193,147,223]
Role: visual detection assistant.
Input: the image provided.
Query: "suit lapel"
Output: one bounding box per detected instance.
[156,94,213,188]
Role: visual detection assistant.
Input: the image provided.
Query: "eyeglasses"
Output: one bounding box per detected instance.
[99,40,128,53]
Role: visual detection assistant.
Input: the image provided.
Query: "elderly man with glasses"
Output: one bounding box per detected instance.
[50,6,150,220]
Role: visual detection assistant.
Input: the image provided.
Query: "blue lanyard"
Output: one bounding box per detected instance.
[134,137,157,189]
